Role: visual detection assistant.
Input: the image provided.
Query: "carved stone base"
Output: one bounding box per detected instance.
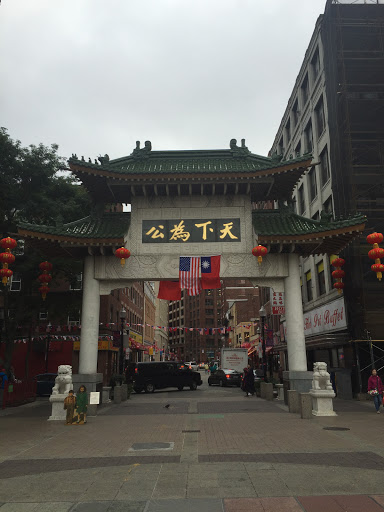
[309,389,337,416]
[48,394,67,421]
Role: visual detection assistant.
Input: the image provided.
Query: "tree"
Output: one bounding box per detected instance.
[0,128,92,371]
[0,127,91,233]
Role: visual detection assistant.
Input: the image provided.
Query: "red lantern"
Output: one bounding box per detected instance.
[0,268,13,285]
[367,232,384,245]
[368,247,384,260]
[39,261,53,272]
[371,263,384,282]
[115,247,131,266]
[38,273,52,284]
[39,285,50,300]
[0,252,15,268]
[331,258,345,268]
[332,269,345,279]
[0,237,17,251]
[252,245,268,265]
[334,281,345,294]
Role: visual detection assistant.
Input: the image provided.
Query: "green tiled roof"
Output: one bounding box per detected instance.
[69,149,312,176]
[18,212,130,241]
[253,209,366,237]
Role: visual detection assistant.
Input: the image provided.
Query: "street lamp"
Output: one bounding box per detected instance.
[259,306,267,382]
[119,307,127,377]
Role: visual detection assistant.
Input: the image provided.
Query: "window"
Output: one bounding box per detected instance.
[320,147,330,186]
[285,119,291,142]
[292,99,299,127]
[10,272,21,291]
[68,310,81,326]
[317,261,326,296]
[39,311,48,321]
[295,140,302,158]
[312,211,320,221]
[301,74,309,105]
[304,121,313,152]
[298,185,305,214]
[306,271,313,302]
[323,196,333,215]
[278,138,284,156]
[311,49,320,79]
[315,96,325,136]
[308,168,318,202]
[70,273,82,290]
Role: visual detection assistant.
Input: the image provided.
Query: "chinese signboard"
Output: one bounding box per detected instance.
[303,297,346,336]
[272,291,285,315]
[142,218,241,243]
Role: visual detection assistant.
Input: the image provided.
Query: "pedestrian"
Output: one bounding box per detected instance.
[367,368,384,414]
[204,363,209,374]
[63,389,77,425]
[75,385,88,424]
[243,365,254,397]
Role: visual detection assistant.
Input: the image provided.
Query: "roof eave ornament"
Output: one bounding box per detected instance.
[130,140,152,159]
[229,138,249,157]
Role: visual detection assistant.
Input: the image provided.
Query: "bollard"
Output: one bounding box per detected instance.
[265,383,274,401]
[287,389,300,414]
[121,384,128,402]
[114,385,122,404]
[260,381,266,399]
[275,384,284,400]
[300,392,312,419]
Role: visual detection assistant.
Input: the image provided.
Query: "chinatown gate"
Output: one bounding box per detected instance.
[18,140,366,400]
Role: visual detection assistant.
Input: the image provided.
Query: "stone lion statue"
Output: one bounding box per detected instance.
[312,362,333,391]
[51,365,73,395]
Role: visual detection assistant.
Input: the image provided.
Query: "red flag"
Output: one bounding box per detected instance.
[201,255,221,289]
[157,281,181,300]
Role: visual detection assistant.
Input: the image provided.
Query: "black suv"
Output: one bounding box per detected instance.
[131,362,202,393]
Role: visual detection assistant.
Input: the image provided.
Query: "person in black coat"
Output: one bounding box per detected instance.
[243,365,254,397]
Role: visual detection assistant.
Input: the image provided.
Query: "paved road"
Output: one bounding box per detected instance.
[0,373,384,511]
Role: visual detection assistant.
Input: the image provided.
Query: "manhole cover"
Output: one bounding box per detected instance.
[129,442,174,451]
[323,427,350,431]
[182,430,201,433]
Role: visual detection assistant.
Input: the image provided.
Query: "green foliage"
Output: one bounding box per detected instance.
[0,127,91,234]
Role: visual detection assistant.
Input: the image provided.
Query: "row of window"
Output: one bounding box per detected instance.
[296,146,331,215]
[302,257,337,303]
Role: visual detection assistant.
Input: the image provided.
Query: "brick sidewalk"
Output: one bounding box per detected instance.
[0,381,383,511]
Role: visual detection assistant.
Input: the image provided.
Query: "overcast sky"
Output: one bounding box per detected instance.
[0,0,327,161]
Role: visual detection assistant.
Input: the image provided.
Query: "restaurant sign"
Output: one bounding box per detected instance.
[303,297,346,336]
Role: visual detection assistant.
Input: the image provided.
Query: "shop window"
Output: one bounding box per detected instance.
[320,147,330,186]
[317,261,326,296]
[308,168,318,202]
[306,271,313,302]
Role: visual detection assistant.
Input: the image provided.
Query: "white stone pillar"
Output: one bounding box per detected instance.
[284,253,307,372]
[79,255,100,374]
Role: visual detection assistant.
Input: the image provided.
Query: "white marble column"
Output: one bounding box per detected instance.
[79,255,100,374]
[284,253,307,372]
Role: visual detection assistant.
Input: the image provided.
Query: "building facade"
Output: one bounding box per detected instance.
[270,0,384,394]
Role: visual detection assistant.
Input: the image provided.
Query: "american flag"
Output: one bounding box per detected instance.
[179,256,201,296]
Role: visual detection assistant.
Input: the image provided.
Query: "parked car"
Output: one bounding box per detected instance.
[34,373,57,396]
[185,361,198,371]
[132,362,202,393]
[208,369,242,387]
